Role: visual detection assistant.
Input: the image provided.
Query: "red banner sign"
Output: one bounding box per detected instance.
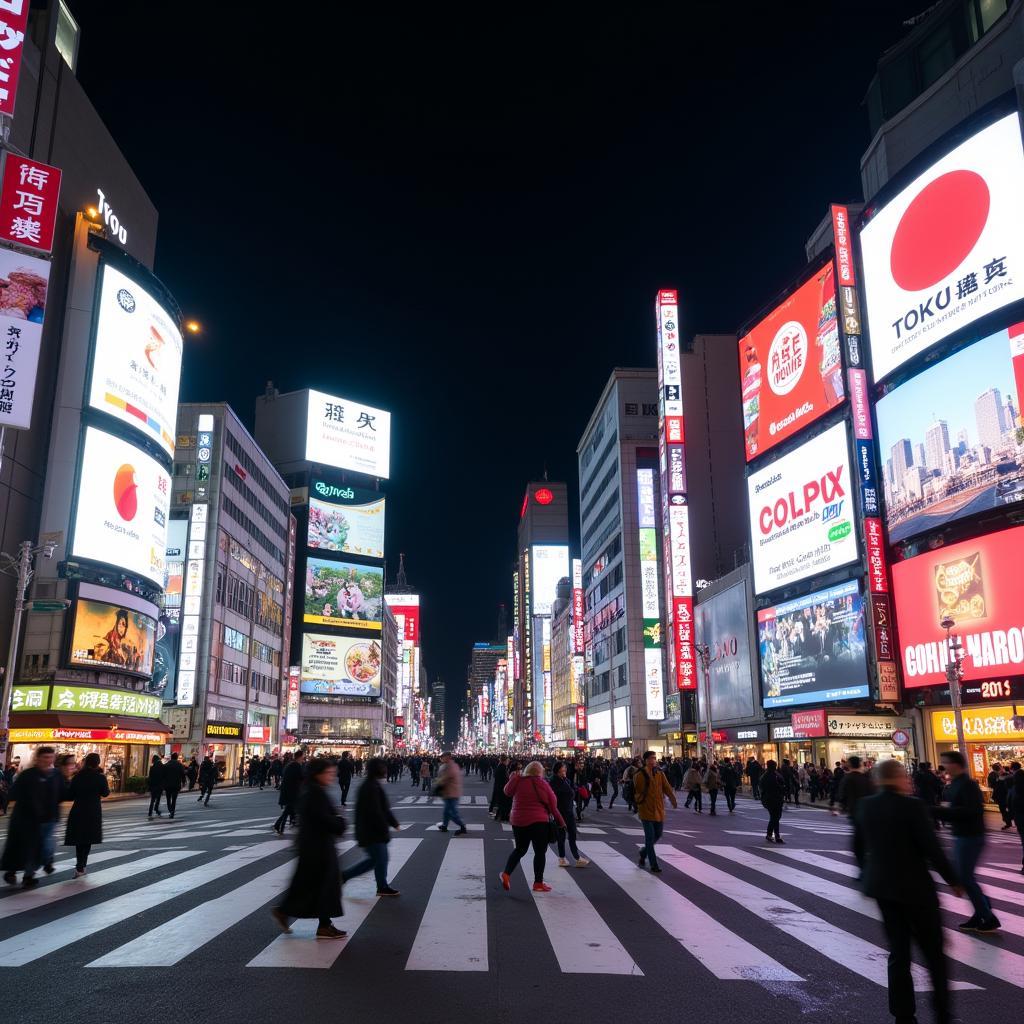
[0,2,29,118]
[791,709,827,738]
[0,153,62,253]
[831,204,856,286]
[865,517,889,594]
[674,596,696,691]
[576,705,586,732]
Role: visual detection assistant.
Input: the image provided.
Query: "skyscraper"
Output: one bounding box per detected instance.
[975,388,1007,452]
[890,438,913,485]
[924,420,951,474]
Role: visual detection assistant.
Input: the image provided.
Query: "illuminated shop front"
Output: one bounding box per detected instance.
[928,704,1024,792]
[770,710,913,767]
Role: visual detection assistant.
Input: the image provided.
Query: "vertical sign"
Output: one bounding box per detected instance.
[0,247,49,429]
[832,204,864,368]
[286,666,300,730]
[0,2,30,118]
[637,467,664,720]
[176,500,207,706]
[0,153,62,253]
[571,557,584,655]
[656,289,696,691]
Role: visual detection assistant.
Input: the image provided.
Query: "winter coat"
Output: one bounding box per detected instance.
[1,768,55,870]
[162,759,187,793]
[435,761,463,798]
[64,768,109,846]
[490,764,509,805]
[354,776,398,846]
[279,782,346,920]
[147,762,164,794]
[504,773,566,828]
[549,774,576,821]
[703,768,720,792]
[198,759,218,787]
[682,767,702,791]
[760,769,787,809]
[279,760,304,806]
[633,767,678,822]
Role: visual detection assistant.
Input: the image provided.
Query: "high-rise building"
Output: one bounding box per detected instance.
[924,420,951,474]
[914,443,927,472]
[975,387,1008,452]
[549,577,580,748]
[467,640,505,745]
[432,679,446,742]
[890,438,913,482]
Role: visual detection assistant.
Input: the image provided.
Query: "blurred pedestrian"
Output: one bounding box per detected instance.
[682,760,703,813]
[837,755,875,867]
[147,754,164,818]
[342,757,400,896]
[197,754,218,807]
[162,751,187,819]
[274,749,305,835]
[1,746,59,888]
[338,752,354,807]
[64,752,109,876]
[704,763,720,815]
[435,753,467,834]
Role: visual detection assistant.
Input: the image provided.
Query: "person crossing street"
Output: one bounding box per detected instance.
[435,753,467,835]
[634,750,677,873]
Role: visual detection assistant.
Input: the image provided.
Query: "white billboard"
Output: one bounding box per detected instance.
[531,544,569,617]
[0,248,50,431]
[71,426,171,587]
[861,112,1024,382]
[88,263,183,457]
[747,420,858,595]
[306,389,391,479]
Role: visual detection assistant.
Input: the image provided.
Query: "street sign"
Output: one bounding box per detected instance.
[29,600,70,612]
[891,729,910,749]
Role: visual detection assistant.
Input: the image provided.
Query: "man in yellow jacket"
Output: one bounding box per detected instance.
[634,750,678,873]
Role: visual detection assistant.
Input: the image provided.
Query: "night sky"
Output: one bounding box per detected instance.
[69,2,931,735]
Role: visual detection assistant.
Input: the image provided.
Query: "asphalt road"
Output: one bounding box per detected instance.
[0,773,1021,1024]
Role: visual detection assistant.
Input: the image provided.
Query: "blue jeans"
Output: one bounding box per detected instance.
[442,797,464,829]
[640,819,663,869]
[342,842,389,890]
[953,835,992,921]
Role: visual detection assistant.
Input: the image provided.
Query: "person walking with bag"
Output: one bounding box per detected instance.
[682,760,703,813]
[550,762,588,868]
[341,757,401,896]
[274,749,305,835]
[760,759,787,844]
[64,752,109,876]
[498,761,566,893]
[634,750,677,873]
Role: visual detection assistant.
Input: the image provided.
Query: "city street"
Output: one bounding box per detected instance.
[0,774,1021,1024]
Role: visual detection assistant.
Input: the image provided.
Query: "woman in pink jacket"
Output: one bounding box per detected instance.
[498,761,566,893]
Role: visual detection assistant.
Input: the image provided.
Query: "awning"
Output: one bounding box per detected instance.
[8,712,170,745]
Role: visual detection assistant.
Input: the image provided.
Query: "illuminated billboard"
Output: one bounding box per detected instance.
[308,479,385,559]
[891,524,1024,688]
[301,633,382,698]
[305,389,391,479]
[747,421,858,595]
[758,579,870,708]
[88,263,183,457]
[860,112,1024,383]
[304,557,383,631]
[696,582,755,722]
[68,584,158,681]
[531,545,569,617]
[877,322,1024,543]
[0,248,50,431]
[739,262,844,462]
[71,426,171,587]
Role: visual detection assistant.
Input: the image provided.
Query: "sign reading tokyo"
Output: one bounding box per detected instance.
[306,389,391,479]
[747,421,858,595]
[860,112,1024,382]
[739,263,844,462]
[892,524,1024,688]
[88,264,184,459]
[71,427,171,588]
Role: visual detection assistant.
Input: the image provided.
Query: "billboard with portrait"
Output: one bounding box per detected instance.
[88,262,183,457]
[308,480,386,559]
[877,322,1024,543]
[301,633,382,698]
[68,597,157,678]
[695,581,756,722]
[747,421,859,595]
[304,557,383,631]
[71,426,171,587]
[860,112,1024,383]
[739,262,844,462]
[306,389,391,479]
[891,524,1024,688]
[758,579,870,708]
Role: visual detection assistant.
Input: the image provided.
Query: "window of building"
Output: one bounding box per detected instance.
[55,1,80,72]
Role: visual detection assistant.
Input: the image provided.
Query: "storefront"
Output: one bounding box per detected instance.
[928,704,1024,793]
[204,721,244,782]
[770,710,913,767]
[699,723,774,766]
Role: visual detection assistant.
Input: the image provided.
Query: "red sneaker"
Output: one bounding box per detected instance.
[532,881,552,893]
[498,872,511,891]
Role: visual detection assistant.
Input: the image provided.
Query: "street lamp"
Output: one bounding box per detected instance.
[695,642,716,767]
[941,616,968,754]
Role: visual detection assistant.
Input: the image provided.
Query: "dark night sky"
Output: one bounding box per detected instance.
[68,2,930,734]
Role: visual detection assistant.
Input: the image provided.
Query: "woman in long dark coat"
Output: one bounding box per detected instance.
[272,758,347,939]
[65,752,109,875]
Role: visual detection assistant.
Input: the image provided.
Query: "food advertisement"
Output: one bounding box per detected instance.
[739,262,845,462]
[68,598,156,677]
[307,480,386,559]
[301,633,382,698]
[891,524,1024,688]
[304,557,383,631]
[0,247,49,430]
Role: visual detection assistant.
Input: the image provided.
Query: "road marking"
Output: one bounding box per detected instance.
[399,797,417,804]
[519,849,641,975]
[429,823,485,831]
[663,847,979,993]
[0,848,131,886]
[576,826,606,834]
[407,839,487,972]
[977,865,1024,885]
[585,841,799,982]
[0,843,279,966]
[501,824,512,832]
[615,828,647,836]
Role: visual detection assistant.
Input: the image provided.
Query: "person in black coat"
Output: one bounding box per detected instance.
[490,756,509,816]
[856,759,962,1024]
[162,751,187,818]
[550,762,588,866]
[338,752,355,806]
[64,753,110,875]
[2,746,58,888]
[760,759,786,844]
[274,749,306,834]
[197,755,218,807]
[186,757,199,791]
[341,758,400,895]
[272,758,347,938]
[147,754,164,818]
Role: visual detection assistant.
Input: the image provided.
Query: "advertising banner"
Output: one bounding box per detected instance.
[865,517,888,593]
[71,426,171,587]
[531,544,569,617]
[306,389,391,479]
[155,518,187,701]
[571,558,584,655]
[0,2,30,117]
[747,421,858,594]
[931,705,1024,743]
[50,685,162,719]
[758,579,870,708]
[849,369,871,440]
[860,112,1024,382]
[877,322,1024,544]
[68,598,156,677]
[304,557,383,631]
[739,263,844,462]
[831,205,856,287]
[0,246,49,430]
[301,633,382,698]
[308,480,385,559]
[695,581,756,723]
[286,666,300,729]
[891,524,1024,688]
[0,153,61,254]
[88,263,183,458]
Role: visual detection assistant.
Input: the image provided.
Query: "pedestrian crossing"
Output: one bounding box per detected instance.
[0,827,1021,997]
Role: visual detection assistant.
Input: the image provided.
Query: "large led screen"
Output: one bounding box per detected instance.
[531,545,570,617]
[861,112,1024,383]
[308,480,385,559]
[758,579,869,708]
[306,389,391,479]
[695,581,756,722]
[71,426,171,587]
[301,633,382,698]
[747,421,858,594]
[739,263,844,462]
[88,263,183,457]
[892,524,1024,688]
[68,597,156,677]
[878,322,1024,543]
[304,557,383,631]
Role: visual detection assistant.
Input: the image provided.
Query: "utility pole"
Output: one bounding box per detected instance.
[942,616,967,753]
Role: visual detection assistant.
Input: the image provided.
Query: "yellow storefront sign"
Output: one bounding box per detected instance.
[931,705,1024,743]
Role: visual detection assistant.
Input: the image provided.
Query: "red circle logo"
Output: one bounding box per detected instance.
[889,170,989,291]
[113,463,139,521]
[534,488,554,505]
